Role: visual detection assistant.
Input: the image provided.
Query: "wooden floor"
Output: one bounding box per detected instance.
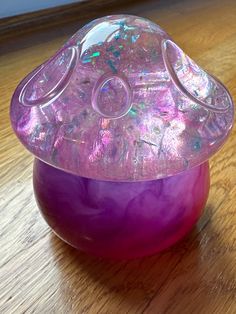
[0,0,236,313]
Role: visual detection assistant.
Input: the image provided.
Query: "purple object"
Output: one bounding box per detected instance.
[34,159,209,259]
[10,15,234,258]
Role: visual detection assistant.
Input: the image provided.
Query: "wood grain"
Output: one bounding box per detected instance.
[0,0,236,313]
[0,0,145,41]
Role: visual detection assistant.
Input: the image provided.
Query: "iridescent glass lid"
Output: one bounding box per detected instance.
[10,15,234,181]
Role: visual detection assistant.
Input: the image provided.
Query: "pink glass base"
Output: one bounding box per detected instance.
[33,159,210,259]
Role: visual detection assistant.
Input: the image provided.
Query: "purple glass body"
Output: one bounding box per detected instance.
[34,159,209,259]
[10,15,234,258]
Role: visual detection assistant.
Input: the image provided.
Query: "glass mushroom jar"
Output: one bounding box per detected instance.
[10,15,234,259]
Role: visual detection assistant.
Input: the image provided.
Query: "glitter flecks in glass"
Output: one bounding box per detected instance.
[10,15,234,181]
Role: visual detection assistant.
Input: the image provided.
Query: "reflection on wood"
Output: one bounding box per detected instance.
[0,0,236,313]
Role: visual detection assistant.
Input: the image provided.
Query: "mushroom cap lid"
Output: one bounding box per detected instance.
[10,15,234,181]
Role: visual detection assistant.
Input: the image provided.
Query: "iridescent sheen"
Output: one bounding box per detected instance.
[10,15,234,258]
[10,15,234,181]
[34,159,210,259]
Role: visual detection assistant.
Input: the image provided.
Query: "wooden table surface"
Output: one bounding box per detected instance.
[1,0,236,313]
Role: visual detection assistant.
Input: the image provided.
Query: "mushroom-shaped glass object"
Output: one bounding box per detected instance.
[10,15,234,259]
